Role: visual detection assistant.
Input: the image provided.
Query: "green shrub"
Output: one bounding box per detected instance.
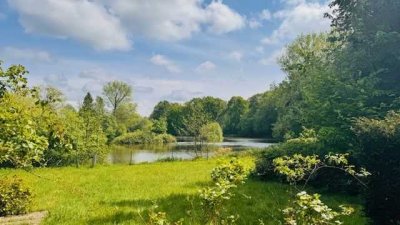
[112,131,154,145]
[254,128,362,193]
[155,134,176,144]
[353,111,400,224]
[199,122,223,143]
[0,176,32,216]
[112,131,176,145]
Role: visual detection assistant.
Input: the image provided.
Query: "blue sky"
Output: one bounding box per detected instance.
[0,0,331,115]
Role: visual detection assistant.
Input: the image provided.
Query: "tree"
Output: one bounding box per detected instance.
[79,92,107,167]
[353,111,400,224]
[102,81,132,113]
[114,102,140,130]
[222,96,249,135]
[0,61,29,98]
[151,118,168,134]
[200,122,223,143]
[0,94,48,168]
[150,100,172,120]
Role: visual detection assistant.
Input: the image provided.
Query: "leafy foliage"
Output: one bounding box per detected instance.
[200,122,223,143]
[0,94,48,168]
[272,153,368,225]
[200,158,250,224]
[0,176,32,216]
[353,111,400,224]
[103,80,132,113]
[283,191,354,225]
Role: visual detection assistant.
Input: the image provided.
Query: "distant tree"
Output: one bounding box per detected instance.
[151,118,168,134]
[0,61,29,98]
[200,122,223,143]
[94,96,106,116]
[222,96,249,135]
[150,100,172,120]
[114,102,140,131]
[79,92,107,167]
[103,81,132,113]
[165,103,186,135]
[200,96,226,122]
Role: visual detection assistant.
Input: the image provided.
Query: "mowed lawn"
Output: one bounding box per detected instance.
[0,158,369,225]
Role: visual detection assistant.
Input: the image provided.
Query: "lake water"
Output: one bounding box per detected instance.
[107,137,273,164]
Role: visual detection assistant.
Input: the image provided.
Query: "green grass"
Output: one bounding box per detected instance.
[0,158,369,225]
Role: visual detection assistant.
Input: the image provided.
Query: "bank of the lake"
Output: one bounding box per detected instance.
[0,158,368,225]
[108,137,273,164]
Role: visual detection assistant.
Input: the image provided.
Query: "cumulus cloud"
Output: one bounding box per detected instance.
[0,47,52,62]
[228,51,243,62]
[248,9,271,29]
[8,0,245,50]
[195,61,216,73]
[261,1,331,45]
[8,0,131,51]
[205,1,245,34]
[249,19,262,29]
[259,9,272,20]
[150,54,181,73]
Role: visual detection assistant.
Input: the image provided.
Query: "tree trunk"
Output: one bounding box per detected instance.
[91,154,97,168]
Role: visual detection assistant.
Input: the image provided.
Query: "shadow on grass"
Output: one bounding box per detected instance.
[89,179,367,225]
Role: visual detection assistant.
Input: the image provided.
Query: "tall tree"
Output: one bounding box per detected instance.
[103,81,132,113]
[79,92,106,167]
[222,96,249,135]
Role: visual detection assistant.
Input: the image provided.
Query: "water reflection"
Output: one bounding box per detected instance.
[108,137,272,164]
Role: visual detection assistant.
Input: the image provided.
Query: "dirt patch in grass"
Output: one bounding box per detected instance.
[0,211,48,225]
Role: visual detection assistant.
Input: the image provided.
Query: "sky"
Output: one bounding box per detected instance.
[0,0,332,115]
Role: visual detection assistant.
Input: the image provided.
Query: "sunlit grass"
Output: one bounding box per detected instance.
[0,158,368,224]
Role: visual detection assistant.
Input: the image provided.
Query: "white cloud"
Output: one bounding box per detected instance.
[8,0,245,50]
[229,51,243,62]
[8,0,131,51]
[262,1,331,45]
[249,19,262,29]
[195,61,216,73]
[248,9,272,29]
[150,54,181,73]
[0,47,53,62]
[205,1,245,34]
[259,9,272,20]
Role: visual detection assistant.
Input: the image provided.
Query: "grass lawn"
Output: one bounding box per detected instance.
[0,158,369,225]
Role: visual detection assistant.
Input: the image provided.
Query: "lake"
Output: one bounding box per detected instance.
[108,137,273,164]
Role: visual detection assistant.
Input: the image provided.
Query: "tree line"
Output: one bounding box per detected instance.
[0,69,174,167]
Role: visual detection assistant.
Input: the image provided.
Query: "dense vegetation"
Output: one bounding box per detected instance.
[148,0,400,223]
[0,65,172,168]
[0,159,367,225]
[0,0,399,224]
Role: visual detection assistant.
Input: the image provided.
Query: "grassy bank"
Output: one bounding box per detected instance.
[0,159,368,225]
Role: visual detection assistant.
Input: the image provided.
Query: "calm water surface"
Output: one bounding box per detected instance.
[108,137,273,164]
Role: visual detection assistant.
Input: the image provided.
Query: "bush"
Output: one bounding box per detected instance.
[112,131,154,145]
[0,176,32,216]
[156,134,177,144]
[199,122,223,143]
[353,111,400,224]
[254,128,362,194]
[112,131,176,145]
